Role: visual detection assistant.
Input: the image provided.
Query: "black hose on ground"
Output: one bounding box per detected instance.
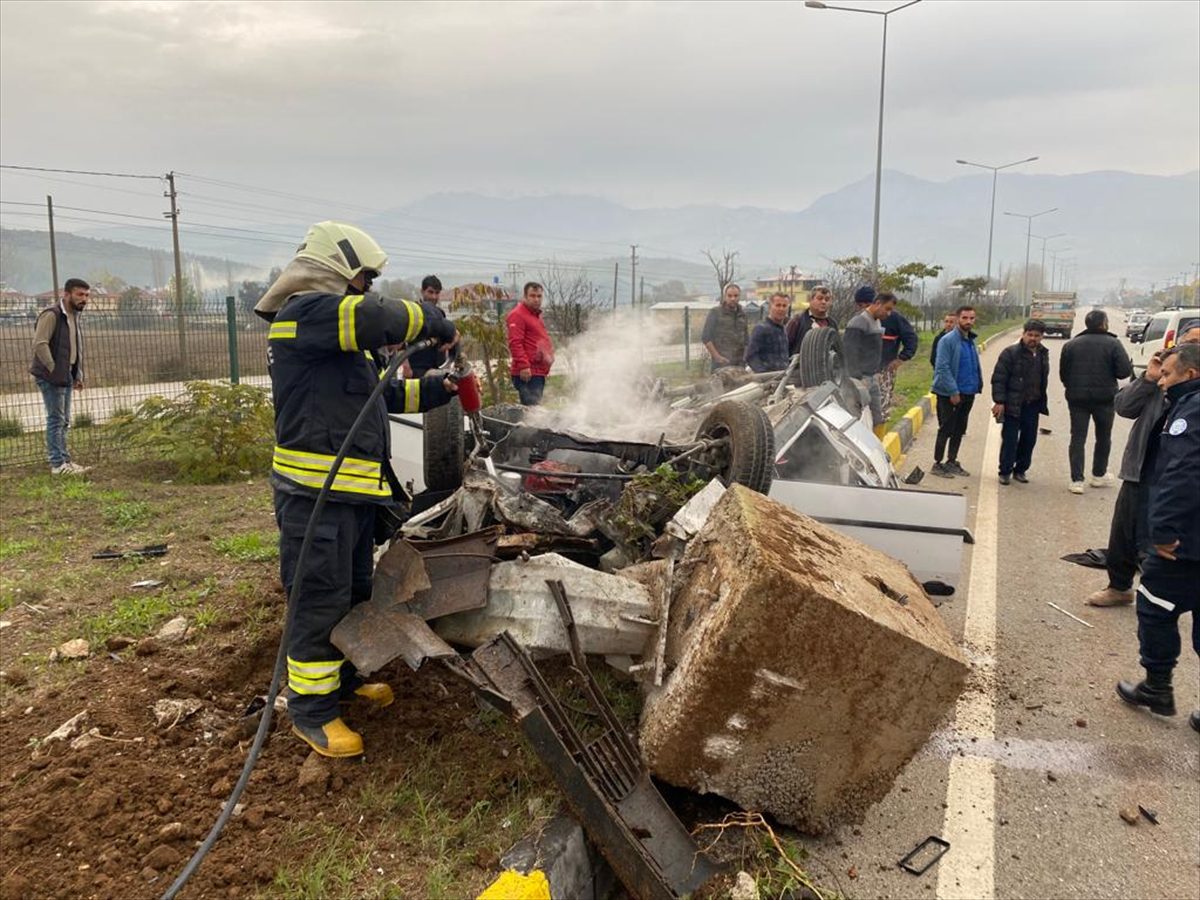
[162,339,437,900]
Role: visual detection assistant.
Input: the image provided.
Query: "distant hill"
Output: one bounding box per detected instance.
[0,228,262,294]
[8,168,1194,293]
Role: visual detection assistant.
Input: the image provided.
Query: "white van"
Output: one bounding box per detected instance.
[1131,309,1200,372]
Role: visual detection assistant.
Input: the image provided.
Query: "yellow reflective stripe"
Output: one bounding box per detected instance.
[403,379,420,413]
[338,295,363,351]
[288,678,340,696]
[273,463,390,497]
[287,657,342,675]
[288,671,338,687]
[272,446,380,478]
[269,321,298,340]
[402,300,424,343]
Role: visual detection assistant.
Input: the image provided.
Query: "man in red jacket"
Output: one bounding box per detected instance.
[506,281,554,405]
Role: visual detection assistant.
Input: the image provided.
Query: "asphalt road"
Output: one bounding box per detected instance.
[796,309,1200,900]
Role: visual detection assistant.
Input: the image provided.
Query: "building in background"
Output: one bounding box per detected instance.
[752,270,825,311]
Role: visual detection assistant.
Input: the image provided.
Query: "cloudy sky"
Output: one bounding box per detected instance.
[1,0,1197,220]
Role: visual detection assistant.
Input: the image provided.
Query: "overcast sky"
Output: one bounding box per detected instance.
[1,0,1197,222]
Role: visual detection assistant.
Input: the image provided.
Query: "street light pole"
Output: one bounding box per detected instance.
[1004,208,1057,308]
[806,0,921,282]
[1031,232,1066,290]
[956,156,1038,289]
[1049,246,1072,291]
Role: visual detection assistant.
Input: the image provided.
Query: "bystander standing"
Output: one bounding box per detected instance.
[989,319,1049,485]
[506,281,554,406]
[842,287,896,437]
[785,284,837,355]
[29,278,91,475]
[879,304,918,416]
[746,293,791,373]
[930,305,983,478]
[1058,309,1133,493]
[701,284,749,371]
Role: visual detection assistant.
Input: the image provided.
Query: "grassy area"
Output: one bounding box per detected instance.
[213,530,279,562]
[885,318,1023,428]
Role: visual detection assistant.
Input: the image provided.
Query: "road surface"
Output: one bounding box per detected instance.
[793,308,1199,899]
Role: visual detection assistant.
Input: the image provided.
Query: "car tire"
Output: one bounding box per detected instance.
[422,396,465,491]
[798,326,844,388]
[694,400,775,494]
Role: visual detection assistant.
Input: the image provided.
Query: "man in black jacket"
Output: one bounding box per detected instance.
[1116,343,1200,732]
[929,313,955,366]
[785,284,837,355]
[879,307,919,415]
[1058,309,1133,493]
[990,320,1049,485]
[256,221,459,758]
[1088,319,1200,607]
[746,293,791,372]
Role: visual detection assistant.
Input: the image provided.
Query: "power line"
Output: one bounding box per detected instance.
[0,164,162,180]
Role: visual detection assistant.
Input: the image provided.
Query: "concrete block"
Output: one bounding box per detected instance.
[639,485,967,833]
[903,404,923,433]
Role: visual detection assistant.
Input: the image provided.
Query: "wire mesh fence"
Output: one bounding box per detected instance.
[0,301,269,468]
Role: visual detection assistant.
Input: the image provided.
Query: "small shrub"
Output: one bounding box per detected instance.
[0,417,23,439]
[83,592,175,643]
[74,412,95,429]
[103,500,151,528]
[213,531,279,562]
[115,381,274,483]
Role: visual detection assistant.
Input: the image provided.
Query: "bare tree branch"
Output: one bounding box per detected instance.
[702,248,740,297]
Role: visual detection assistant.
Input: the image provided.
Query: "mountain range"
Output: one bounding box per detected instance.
[3,169,1195,296]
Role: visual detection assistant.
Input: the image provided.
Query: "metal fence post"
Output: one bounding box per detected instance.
[225,296,240,384]
[683,307,691,370]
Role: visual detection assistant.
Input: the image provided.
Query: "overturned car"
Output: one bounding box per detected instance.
[391,329,970,593]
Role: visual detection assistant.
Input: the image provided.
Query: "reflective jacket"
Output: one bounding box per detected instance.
[267,291,454,503]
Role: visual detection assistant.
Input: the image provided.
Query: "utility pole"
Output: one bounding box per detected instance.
[46,196,60,304]
[630,245,638,307]
[788,264,798,308]
[506,263,523,299]
[639,276,644,307]
[611,262,619,312]
[165,172,187,364]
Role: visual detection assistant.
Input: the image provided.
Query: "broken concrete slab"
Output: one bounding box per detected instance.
[664,478,726,542]
[433,554,656,658]
[639,485,968,834]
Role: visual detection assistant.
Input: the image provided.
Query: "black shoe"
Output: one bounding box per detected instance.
[931,462,953,478]
[999,474,1011,485]
[1116,679,1176,716]
[1012,472,1029,484]
[946,461,971,477]
[1191,710,1199,733]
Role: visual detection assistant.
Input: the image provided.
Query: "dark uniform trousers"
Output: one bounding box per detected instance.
[275,491,376,727]
[1136,556,1200,676]
[1105,479,1148,592]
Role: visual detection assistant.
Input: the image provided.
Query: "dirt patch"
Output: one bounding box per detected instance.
[0,467,554,899]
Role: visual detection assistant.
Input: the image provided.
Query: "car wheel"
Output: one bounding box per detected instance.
[693,400,775,494]
[797,326,844,388]
[422,396,465,491]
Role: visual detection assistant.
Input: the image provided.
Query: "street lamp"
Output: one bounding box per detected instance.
[1003,208,1057,307]
[956,156,1038,290]
[1049,246,1072,291]
[1030,232,1066,290]
[805,0,921,281]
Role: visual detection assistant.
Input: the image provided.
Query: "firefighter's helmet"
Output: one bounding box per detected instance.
[295,221,387,283]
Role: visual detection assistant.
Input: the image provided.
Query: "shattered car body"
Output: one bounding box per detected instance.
[390,360,970,592]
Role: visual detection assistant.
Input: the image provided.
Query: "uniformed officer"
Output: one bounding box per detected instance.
[256,222,459,757]
[1116,342,1200,733]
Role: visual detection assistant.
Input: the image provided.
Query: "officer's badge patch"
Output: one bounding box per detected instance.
[1168,418,1187,436]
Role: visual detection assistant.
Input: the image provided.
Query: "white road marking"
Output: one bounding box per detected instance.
[936,415,1001,899]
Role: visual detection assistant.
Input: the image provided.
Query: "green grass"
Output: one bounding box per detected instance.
[272,824,370,900]
[0,416,23,439]
[0,538,36,561]
[885,318,1023,428]
[102,499,151,528]
[81,592,175,643]
[74,413,95,429]
[213,531,279,562]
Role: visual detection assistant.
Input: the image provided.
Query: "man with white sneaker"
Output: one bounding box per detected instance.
[29,278,92,476]
[1058,310,1132,494]
[1088,318,1200,607]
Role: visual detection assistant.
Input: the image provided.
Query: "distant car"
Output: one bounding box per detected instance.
[1130,309,1199,371]
[1126,311,1152,341]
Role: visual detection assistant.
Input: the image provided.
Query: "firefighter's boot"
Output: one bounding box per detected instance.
[292,717,364,758]
[1116,671,1176,717]
[351,683,394,709]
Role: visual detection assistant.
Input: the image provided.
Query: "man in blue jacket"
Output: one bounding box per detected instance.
[1117,342,1200,733]
[930,306,982,478]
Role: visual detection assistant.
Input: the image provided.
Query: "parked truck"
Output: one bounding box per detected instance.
[1030,290,1077,338]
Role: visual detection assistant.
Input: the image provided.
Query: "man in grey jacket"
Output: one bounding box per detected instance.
[1088,318,1200,607]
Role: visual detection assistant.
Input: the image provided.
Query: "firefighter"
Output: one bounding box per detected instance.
[255,221,459,758]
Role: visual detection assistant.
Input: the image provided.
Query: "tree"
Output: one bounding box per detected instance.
[167,274,201,312]
[377,277,420,301]
[952,277,989,301]
[703,248,740,298]
[448,282,514,405]
[650,280,689,304]
[823,256,943,322]
[89,270,128,294]
[117,285,146,327]
[536,260,604,340]
[237,267,280,316]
